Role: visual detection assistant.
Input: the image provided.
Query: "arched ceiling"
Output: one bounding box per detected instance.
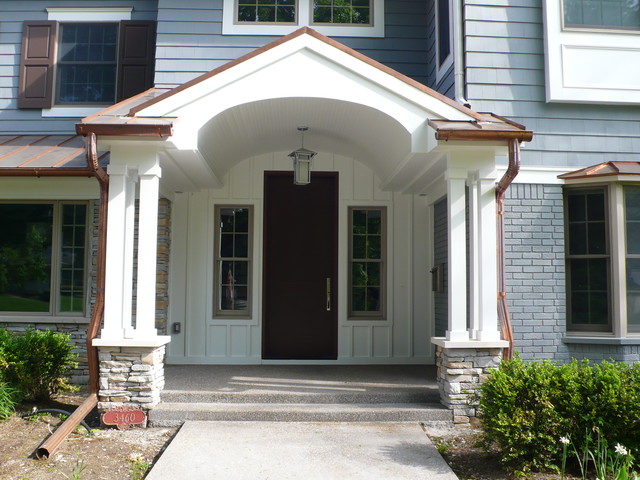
[197,97,413,181]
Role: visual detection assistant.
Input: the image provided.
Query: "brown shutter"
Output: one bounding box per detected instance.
[117,21,156,101]
[18,21,58,109]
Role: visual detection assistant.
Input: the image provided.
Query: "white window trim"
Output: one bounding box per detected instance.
[45,6,132,22]
[42,7,133,117]
[543,0,640,104]
[222,0,384,37]
[435,0,453,85]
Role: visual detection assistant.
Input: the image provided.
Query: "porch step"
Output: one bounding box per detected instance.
[148,402,452,427]
[159,389,440,405]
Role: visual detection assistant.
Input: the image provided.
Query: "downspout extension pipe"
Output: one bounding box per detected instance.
[495,138,521,360]
[36,133,108,459]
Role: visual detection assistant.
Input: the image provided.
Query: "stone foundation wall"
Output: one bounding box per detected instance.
[97,345,166,415]
[436,346,503,427]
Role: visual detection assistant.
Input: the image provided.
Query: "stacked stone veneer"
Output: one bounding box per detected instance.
[436,345,503,426]
[98,345,166,414]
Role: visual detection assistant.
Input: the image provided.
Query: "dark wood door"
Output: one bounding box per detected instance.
[263,171,338,359]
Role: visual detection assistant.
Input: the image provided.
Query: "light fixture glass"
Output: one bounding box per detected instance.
[288,126,316,185]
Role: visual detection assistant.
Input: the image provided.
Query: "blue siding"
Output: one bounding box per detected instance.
[463,0,640,168]
[0,0,158,134]
[155,0,432,88]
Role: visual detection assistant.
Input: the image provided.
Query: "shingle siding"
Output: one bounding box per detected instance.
[0,0,158,134]
[155,0,432,88]
[463,0,640,169]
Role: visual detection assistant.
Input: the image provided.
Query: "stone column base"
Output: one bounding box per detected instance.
[435,344,504,427]
[97,344,166,415]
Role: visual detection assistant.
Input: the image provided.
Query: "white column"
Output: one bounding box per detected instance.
[102,164,138,340]
[133,157,162,338]
[446,168,470,342]
[476,176,500,341]
[467,173,480,339]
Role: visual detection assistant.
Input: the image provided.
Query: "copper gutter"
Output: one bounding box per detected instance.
[495,138,521,360]
[35,133,108,459]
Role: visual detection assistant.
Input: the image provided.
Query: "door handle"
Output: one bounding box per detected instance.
[326,277,331,311]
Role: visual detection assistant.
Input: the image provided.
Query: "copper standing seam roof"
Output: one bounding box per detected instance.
[0,134,108,174]
[428,114,534,142]
[558,161,640,180]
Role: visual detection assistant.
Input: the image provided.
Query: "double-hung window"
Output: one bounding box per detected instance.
[0,202,88,316]
[565,188,610,332]
[223,0,384,36]
[349,207,386,319]
[564,182,640,336]
[214,206,253,317]
[19,17,155,110]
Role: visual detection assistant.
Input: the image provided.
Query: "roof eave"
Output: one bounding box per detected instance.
[76,123,174,137]
[434,129,534,143]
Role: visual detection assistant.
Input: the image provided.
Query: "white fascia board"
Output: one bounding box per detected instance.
[496,165,569,185]
[0,177,99,199]
[136,33,475,124]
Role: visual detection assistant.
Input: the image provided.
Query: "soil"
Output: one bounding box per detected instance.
[0,390,177,480]
[425,427,582,480]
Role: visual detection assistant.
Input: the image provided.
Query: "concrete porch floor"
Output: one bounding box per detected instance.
[149,365,449,426]
[161,364,440,402]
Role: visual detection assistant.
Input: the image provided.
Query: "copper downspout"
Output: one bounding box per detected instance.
[495,138,520,360]
[35,133,108,459]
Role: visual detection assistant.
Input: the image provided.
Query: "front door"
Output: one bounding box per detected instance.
[262,171,338,359]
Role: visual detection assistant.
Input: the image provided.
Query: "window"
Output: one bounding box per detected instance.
[349,207,386,318]
[543,0,640,104]
[625,186,640,332]
[223,0,384,36]
[565,189,611,332]
[57,23,118,104]
[435,0,453,84]
[564,183,640,336]
[0,202,88,316]
[564,0,640,30]
[214,206,252,317]
[19,19,155,109]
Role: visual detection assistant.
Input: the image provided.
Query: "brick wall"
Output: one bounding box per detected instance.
[504,183,640,363]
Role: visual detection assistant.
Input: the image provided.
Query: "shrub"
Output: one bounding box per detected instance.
[0,380,21,420]
[479,355,640,473]
[0,328,78,401]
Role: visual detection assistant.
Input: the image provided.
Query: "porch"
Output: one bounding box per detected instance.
[148,365,452,426]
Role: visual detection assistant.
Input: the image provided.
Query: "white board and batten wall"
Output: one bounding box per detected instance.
[167,150,434,364]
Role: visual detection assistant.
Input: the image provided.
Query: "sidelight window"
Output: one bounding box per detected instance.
[214,206,252,317]
[349,207,386,319]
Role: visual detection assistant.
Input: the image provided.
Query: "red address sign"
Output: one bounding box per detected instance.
[102,406,147,430]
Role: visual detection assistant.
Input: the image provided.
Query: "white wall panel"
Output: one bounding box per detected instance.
[177,151,433,364]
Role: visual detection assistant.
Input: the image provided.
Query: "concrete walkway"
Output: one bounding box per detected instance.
[146,421,459,480]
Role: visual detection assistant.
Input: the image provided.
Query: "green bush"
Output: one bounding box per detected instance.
[479,355,640,473]
[0,328,78,401]
[0,380,21,420]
